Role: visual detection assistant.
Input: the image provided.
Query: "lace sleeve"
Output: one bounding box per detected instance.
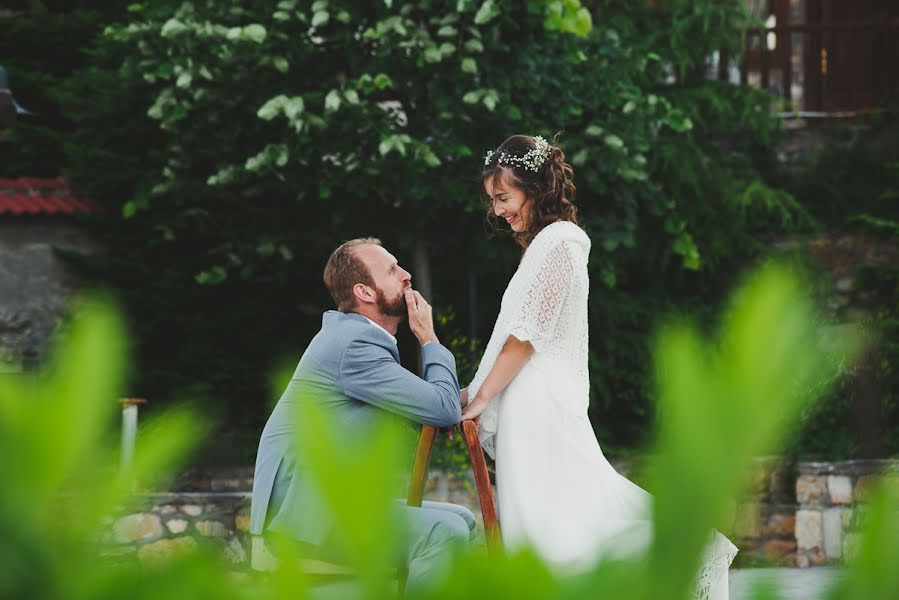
[507,240,574,353]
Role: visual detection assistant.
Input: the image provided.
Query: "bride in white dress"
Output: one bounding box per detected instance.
[460,135,738,599]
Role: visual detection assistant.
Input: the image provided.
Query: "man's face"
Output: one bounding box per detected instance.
[355,244,412,317]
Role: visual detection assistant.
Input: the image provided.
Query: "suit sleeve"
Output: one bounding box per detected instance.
[339,338,462,427]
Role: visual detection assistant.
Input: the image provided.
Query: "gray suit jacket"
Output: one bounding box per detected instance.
[249,310,461,544]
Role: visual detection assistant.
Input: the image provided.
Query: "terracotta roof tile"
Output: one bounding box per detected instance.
[0,177,97,216]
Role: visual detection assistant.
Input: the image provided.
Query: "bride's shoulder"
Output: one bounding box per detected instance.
[531,220,590,249]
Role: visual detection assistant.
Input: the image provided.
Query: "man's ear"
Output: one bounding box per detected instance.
[352,283,375,305]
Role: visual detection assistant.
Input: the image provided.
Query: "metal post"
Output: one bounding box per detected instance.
[119,397,147,473]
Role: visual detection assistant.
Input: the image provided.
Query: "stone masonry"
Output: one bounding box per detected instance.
[793,459,898,568]
[100,460,898,569]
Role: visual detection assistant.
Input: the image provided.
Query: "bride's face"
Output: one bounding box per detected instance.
[484,172,531,233]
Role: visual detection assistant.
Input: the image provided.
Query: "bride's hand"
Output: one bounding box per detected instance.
[460,396,489,422]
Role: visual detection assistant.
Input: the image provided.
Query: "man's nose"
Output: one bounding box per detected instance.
[401,268,411,281]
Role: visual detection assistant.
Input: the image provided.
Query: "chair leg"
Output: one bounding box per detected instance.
[460,420,502,555]
[406,425,437,507]
[400,424,438,597]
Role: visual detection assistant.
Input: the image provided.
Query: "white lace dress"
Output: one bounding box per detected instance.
[467,221,738,599]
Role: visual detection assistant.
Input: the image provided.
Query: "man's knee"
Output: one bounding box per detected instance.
[430,513,470,547]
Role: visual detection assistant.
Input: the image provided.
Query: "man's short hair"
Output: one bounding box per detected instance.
[323,237,382,312]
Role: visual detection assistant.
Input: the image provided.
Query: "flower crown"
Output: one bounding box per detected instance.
[483,135,551,172]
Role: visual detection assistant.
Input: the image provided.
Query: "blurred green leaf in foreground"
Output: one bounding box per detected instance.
[1,265,896,600]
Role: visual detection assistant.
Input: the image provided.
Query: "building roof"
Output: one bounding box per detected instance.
[0,177,97,216]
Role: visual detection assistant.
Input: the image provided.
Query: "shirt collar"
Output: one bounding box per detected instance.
[362,316,398,345]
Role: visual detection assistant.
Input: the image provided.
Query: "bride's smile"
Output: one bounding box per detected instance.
[483,171,531,233]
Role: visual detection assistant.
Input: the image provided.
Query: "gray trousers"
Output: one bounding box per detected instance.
[398,501,476,596]
[264,500,475,596]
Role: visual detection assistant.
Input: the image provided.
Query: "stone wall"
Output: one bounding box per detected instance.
[101,460,897,569]
[731,457,800,567]
[104,493,251,567]
[773,232,899,320]
[103,468,485,569]
[0,220,97,369]
[793,460,898,567]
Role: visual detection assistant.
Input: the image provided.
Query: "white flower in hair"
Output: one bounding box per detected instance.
[483,136,551,172]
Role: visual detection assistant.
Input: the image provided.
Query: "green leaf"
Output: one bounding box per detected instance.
[437,25,457,37]
[312,11,329,27]
[665,111,693,132]
[461,58,477,73]
[620,168,647,181]
[601,267,617,288]
[673,232,701,270]
[373,73,392,89]
[424,47,443,63]
[571,148,588,166]
[243,24,267,43]
[379,134,410,157]
[279,245,294,260]
[474,0,500,25]
[160,18,188,38]
[344,89,360,105]
[257,95,287,120]
[195,265,227,285]
[464,38,484,53]
[273,57,289,73]
[325,89,341,112]
[439,42,456,57]
[462,91,480,104]
[420,147,442,167]
[604,134,624,149]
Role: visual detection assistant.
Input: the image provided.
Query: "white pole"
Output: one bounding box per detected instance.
[119,398,147,474]
[121,405,138,472]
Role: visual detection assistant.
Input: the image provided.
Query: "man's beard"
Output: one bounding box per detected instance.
[376,286,407,318]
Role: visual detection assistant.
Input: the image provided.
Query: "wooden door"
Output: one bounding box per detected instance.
[805,0,898,111]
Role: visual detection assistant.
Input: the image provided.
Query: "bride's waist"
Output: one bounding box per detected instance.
[515,356,589,404]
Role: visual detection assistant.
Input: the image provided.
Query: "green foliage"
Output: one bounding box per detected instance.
[796,261,899,459]
[773,115,899,459]
[430,309,482,476]
[0,296,207,599]
[777,114,899,229]
[0,2,135,177]
[4,0,810,453]
[3,266,893,600]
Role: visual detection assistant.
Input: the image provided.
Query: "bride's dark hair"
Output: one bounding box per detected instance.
[481,133,578,249]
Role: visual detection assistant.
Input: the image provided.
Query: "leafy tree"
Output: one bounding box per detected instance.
[9,0,808,454]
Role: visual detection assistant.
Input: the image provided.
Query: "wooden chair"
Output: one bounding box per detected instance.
[251,421,502,589]
[406,421,502,555]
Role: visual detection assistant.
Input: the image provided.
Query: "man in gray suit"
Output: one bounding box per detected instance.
[250,237,474,593]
